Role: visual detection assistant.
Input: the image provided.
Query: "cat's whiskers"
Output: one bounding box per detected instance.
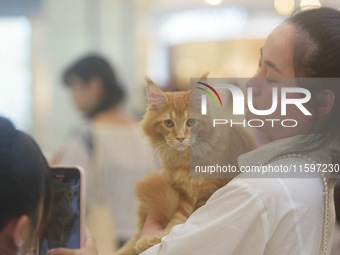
[153,142,168,155]
[152,138,184,160]
[191,144,206,159]
[195,137,214,152]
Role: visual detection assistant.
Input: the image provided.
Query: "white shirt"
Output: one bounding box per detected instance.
[141,135,335,255]
[331,223,340,255]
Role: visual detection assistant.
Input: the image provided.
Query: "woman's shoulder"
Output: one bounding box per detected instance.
[211,174,323,214]
[203,175,324,240]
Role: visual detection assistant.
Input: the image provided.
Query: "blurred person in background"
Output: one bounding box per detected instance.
[53,54,158,254]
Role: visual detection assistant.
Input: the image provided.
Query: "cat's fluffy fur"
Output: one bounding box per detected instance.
[115,78,256,255]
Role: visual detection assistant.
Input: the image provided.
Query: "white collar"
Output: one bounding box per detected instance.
[238,134,331,167]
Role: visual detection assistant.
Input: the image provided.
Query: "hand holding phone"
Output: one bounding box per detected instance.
[40,166,86,254]
[46,228,97,255]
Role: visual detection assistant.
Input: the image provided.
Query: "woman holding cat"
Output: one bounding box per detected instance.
[50,7,340,255]
[124,7,340,255]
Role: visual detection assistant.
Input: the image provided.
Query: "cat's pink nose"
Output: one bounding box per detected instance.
[176,137,185,143]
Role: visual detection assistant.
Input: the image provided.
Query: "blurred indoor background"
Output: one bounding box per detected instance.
[0,0,339,156]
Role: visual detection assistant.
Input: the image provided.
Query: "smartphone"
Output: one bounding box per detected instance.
[39,166,86,254]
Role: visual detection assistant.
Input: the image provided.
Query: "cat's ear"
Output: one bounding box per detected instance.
[200,72,209,80]
[145,76,167,109]
[199,72,209,85]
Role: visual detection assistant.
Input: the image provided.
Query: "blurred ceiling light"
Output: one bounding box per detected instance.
[205,0,223,6]
[274,0,295,15]
[159,6,247,45]
[300,0,321,9]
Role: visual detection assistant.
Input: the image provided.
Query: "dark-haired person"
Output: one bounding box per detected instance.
[50,7,340,255]
[0,117,51,255]
[54,55,158,252]
[0,116,98,255]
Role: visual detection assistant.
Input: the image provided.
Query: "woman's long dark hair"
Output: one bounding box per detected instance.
[287,7,340,153]
[0,117,51,236]
[287,7,340,221]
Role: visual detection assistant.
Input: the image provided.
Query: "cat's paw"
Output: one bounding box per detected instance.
[135,236,161,254]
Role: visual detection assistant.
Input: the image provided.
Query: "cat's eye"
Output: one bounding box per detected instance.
[186,118,196,127]
[164,119,174,127]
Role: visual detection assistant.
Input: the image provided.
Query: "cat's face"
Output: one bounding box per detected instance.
[141,79,197,153]
[141,77,221,159]
[158,109,192,151]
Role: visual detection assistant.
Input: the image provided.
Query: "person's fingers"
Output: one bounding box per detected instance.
[84,226,95,245]
[47,248,79,255]
[29,247,38,255]
[46,227,98,255]
[141,214,163,236]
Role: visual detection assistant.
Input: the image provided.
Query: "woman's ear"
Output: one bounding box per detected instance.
[317,89,335,116]
[12,215,29,249]
[0,216,30,251]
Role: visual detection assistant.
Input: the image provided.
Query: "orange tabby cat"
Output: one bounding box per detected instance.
[114,77,256,255]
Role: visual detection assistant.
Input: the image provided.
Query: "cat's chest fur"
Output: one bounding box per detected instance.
[164,158,228,206]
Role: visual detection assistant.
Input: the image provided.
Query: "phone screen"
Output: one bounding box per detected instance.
[40,168,81,254]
